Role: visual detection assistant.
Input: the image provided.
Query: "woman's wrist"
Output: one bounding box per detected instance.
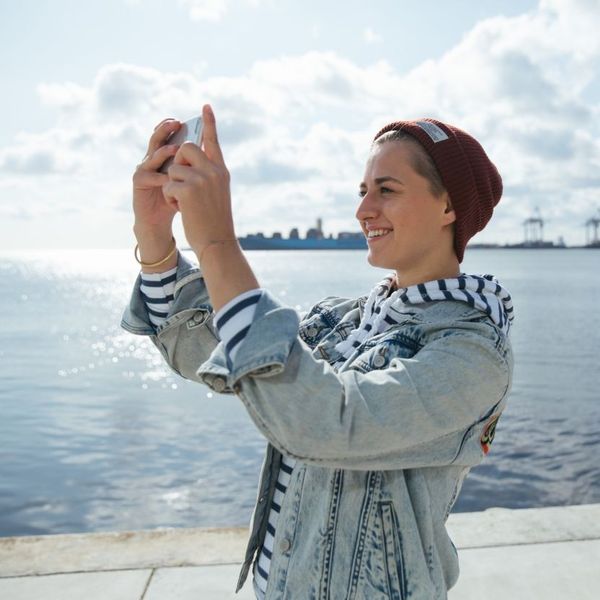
[133,222,173,241]
[195,240,259,313]
[133,226,178,273]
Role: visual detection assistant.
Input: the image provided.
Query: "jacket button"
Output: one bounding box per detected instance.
[193,312,204,324]
[213,377,226,393]
[279,538,291,552]
[258,495,265,503]
[373,354,386,367]
[305,326,318,337]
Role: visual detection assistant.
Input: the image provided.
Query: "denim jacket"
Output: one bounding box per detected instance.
[121,252,514,599]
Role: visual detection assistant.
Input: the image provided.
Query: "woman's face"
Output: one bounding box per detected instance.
[356,140,456,276]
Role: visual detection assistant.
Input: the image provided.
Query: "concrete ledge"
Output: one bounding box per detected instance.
[0,570,153,600]
[448,539,600,600]
[1,504,599,579]
[0,527,249,578]
[446,502,600,548]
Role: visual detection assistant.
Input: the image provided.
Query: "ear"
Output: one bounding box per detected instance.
[442,194,456,224]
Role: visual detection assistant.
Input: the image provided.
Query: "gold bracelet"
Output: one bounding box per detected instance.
[134,236,177,268]
[198,239,239,263]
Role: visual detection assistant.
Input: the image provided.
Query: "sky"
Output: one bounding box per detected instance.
[1,0,600,249]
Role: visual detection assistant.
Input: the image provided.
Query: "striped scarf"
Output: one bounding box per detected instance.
[334,272,514,362]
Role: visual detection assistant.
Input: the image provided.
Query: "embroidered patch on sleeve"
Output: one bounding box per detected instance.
[480,413,501,455]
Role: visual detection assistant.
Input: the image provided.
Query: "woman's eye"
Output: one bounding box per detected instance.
[358,190,366,198]
[380,186,392,193]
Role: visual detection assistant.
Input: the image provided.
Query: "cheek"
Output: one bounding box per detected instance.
[389,207,437,246]
[388,205,418,232]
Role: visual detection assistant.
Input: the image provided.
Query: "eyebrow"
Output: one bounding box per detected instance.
[359,176,405,188]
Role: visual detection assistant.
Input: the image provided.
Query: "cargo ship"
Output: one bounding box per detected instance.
[238,218,367,250]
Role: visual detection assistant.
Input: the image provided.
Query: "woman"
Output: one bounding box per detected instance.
[122,105,515,599]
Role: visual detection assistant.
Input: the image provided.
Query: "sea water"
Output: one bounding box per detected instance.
[0,248,599,536]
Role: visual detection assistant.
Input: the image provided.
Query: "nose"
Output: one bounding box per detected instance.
[355,190,378,224]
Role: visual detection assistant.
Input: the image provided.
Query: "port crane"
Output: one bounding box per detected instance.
[585,208,600,247]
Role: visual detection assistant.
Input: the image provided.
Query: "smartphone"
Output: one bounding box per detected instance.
[158,115,203,174]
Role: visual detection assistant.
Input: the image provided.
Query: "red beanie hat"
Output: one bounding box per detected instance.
[373,119,503,263]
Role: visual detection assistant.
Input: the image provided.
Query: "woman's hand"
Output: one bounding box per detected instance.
[132,118,182,236]
[162,104,236,256]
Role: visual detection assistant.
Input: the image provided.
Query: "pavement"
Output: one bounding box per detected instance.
[1,503,599,599]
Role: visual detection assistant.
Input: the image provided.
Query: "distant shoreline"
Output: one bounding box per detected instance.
[182,244,600,251]
[460,244,599,250]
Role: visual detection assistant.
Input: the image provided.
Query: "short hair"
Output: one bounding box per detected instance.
[373,130,446,198]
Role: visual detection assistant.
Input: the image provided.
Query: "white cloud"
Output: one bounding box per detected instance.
[2,0,600,247]
[125,0,266,22]
[176,0,265,21]
[363,27,383,44]
[177,0,229,21]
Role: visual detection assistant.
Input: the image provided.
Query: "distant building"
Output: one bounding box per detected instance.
[338,231,364,240]
[238,218,367,250]
[306,218,325,239]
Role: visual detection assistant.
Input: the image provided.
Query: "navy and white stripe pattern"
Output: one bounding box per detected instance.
[334,271,514,361]
[139,265,177,327]
[252,453,296,599]
[213,289,263,366]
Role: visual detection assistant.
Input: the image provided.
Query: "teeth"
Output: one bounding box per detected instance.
[367,229,392,238]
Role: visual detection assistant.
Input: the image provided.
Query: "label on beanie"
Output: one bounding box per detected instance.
[416,121,449,143]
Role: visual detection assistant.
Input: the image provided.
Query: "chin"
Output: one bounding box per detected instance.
[367,244,418,273]
[366,251,394,270]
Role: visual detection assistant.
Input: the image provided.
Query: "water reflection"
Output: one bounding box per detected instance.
[1,248,599,535]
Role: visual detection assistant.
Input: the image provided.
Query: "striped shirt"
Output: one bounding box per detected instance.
[139,266,177,328]
[251,453,296,599]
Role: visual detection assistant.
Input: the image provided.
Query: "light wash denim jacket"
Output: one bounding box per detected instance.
[121,252,514,599]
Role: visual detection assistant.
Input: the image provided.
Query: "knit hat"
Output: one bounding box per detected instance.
[373,119,503,263]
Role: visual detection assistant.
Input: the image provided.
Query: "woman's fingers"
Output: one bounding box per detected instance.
[144,119,181,160]
[173,141,212,170]
[143,107,222,169]
[154,117,176,132]
[200,104,225,165]
[139,143,179,173]
[162,180,185,210]
[164,162,190,182]
[133,168,170,189]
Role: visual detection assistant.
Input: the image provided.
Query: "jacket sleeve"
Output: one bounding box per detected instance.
[195,289,513,470]
[120,251,221,384]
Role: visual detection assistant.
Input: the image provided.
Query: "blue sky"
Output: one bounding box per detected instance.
[1,0,599,249]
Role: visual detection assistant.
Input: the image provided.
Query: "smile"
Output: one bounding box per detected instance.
[367,230,392,243]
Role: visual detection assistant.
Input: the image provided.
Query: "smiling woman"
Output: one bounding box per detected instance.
[358,138,459,288]
[122,106,515,599]
[358,120,503,289]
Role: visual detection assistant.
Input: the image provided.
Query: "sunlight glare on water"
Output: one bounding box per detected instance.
[1,247,599,536]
